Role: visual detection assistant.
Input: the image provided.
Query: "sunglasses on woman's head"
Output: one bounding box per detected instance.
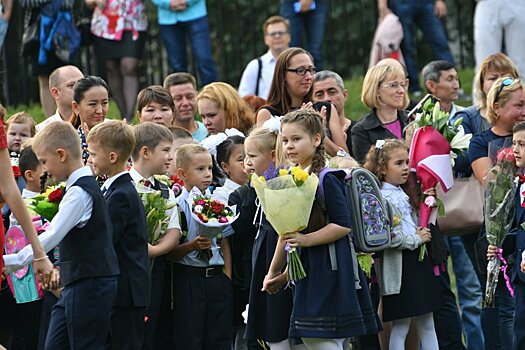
[495,78,516,102]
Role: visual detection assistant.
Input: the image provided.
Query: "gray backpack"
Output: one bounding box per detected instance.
[319,167,392,253]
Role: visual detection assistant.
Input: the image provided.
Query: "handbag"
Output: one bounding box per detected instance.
[436,176,484,236]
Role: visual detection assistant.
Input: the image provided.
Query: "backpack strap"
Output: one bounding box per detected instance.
[255,56,262,97]
[317,168,361,289]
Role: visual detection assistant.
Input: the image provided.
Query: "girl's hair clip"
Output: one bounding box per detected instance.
[262,116,284,134]
[375,139,386,150]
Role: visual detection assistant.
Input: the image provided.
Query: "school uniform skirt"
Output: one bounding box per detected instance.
[382,248,443,322]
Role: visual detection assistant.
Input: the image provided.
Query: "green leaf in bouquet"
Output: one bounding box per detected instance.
[35,201,59,221]
[453,117,463,128]
[492,186,506,202]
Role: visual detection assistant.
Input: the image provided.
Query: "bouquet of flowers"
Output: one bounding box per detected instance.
[251,165,319,282]
[154,174,185,197]
[27,183,66,222]
[136,183,176,245]
[484,146,517,307]
[188,187,238,261]
[408,96,472,260]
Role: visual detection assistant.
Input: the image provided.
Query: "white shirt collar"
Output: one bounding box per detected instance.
[66,166,94,190]
[21,188,40,199]
[262,50,277,64]
[129,166,155,184]
[381,182,402,191]
[101,171,128,192]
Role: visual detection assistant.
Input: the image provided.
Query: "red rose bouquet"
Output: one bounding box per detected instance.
[27,183,67,222]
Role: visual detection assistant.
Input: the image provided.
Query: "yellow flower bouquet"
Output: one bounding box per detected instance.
[251,166,319,282]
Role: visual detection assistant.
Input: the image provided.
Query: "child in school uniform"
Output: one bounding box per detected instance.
[169,144,233,350]
[364,138,441,350]
[86,120,150,350]
[241,126,296,350]
[488,121,525,349]
[3,121,119,349]
[5,142,45,349]
[263,109,379,350]
[129,122,180,349]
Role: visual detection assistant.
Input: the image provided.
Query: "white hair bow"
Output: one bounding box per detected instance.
[262,116,284,134]
[375,139,386,150]
[201,128,245,158]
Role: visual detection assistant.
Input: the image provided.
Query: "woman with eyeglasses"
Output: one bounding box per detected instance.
[256,47,347,156]
[467,77,525,350]
[351,63,410,164]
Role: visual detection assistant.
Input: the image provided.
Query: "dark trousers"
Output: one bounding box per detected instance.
[143,264,173,350]
[433,264,466,350]
[110,306,147,350]
[514,280,525,350]
[38,291,59,349]
[45,276,117,350]
[173,270,233,350]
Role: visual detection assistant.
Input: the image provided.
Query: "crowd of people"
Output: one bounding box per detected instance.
[1,1,525,350]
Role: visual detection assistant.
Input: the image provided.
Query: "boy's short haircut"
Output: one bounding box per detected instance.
[19,141,40,179]
[131,122,174,161]
[6,112,36,137]
[168,126,193,140]
[32,121,81,159]
[175,144,209,170]
[513,121,525,134]
[87,120,135,161]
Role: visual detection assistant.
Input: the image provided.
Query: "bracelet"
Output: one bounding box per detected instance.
[33,256,49,262]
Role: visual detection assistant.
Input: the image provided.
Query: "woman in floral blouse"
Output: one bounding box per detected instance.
[87,0,147,122]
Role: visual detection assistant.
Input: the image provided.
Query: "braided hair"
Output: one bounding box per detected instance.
[280,108,326,175]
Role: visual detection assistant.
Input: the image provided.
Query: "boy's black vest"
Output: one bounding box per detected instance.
[58,176,119,286]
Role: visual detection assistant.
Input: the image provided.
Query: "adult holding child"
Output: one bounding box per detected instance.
[351,63,410,164]
[256,47,348,156]
[69,76,109,165]
[468,77,525,349]
[197,82,255,136]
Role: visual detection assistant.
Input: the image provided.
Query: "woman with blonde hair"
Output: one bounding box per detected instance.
[351,63,410,164]
[197,82,255,135]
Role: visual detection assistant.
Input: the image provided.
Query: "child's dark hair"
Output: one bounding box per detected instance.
[514,121,525,133]
[216,136,245,168]
[363,139,407,181]
[18,142,39,180]
[70,76,109,128]
[280,108,325,174]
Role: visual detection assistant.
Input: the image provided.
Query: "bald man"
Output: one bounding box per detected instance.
[37,65,84,131]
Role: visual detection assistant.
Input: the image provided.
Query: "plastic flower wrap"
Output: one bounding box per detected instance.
[251,166,319,282]
[136,183,176,245]
[484,145,518,307]
[27,183,66,222]
[154,174,185,197]
[187,187,238,261]
[409,97,472,262]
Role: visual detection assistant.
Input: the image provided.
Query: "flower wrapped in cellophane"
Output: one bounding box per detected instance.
[136,183,176,245]
[484,144,518,307]
[187,187,238,261]
[251,166,319,282]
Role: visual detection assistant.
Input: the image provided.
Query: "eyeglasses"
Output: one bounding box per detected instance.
[266,31,288,38]
[382,80,408,90]
[494,78,515,102]
[287,67,317,76]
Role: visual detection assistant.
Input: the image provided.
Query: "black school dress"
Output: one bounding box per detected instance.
[289,173,380,339]
[244,186,293,343]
